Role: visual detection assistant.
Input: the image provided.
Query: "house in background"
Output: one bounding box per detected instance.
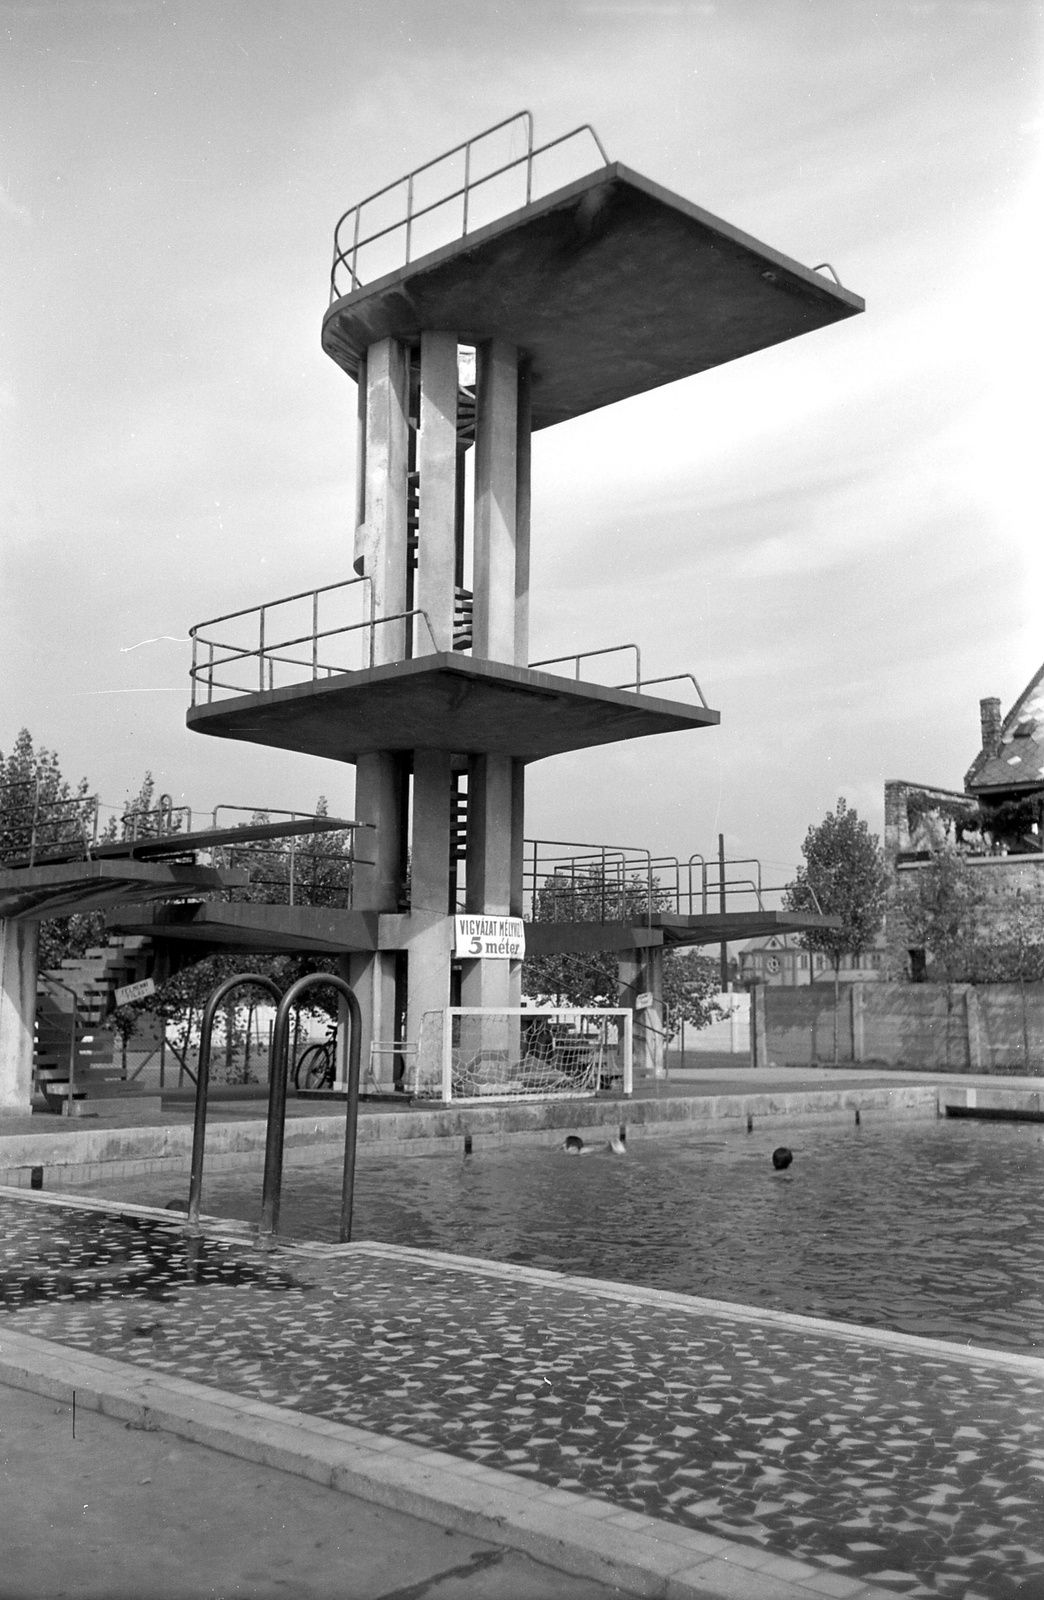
[738,931,889,987]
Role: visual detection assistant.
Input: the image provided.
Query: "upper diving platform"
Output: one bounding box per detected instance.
[321,114,863,429]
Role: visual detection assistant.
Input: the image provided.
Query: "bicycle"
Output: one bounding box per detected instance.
[292,1035,336,1092]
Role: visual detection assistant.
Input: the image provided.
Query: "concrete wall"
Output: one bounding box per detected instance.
[764,980,1044,1073]
[674,992,750,1054]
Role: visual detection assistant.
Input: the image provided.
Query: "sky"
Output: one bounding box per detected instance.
[2,0,1042,893]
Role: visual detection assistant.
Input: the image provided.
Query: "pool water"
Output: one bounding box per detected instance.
[85,1118,1044,1354]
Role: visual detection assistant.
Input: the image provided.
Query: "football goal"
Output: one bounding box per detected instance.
[410,1007,633,1105]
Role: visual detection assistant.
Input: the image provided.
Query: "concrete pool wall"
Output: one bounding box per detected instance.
[0,1081,943,1192]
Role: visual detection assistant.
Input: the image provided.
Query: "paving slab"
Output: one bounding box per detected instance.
[1,1190,1041,1599]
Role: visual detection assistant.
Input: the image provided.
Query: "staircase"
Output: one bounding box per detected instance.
[34,936,153,1113]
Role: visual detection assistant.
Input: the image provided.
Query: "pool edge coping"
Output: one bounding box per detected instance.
[3,1185,1040,1378]
[0,1325,906,1600]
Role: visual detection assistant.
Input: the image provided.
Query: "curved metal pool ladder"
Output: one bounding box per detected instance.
[186,973,285,1235]
[260,972,363,1246]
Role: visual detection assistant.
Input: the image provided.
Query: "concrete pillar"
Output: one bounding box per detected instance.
[407,750,454,1037]
[510,759,525,919]
[415,332,459,655]
[361,337,410,664]
[352,753,404,911]
[351,752,405,1089]
[0,917,38,1114]
[617,945,664,1078]
[406,918,455,1055]
[472,340,518,663]
[514,359,532,667]
[461,752,520,1008]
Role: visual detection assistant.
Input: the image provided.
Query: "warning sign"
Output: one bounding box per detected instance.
[114,977,156,1007]
[453,915,526,960]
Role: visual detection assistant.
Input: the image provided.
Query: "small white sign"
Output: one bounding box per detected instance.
[634,991,654,1011]
[114,977,156,1008]
[454,915,526,960]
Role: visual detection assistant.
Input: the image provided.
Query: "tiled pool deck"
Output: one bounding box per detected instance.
[1,1189,1042,1600]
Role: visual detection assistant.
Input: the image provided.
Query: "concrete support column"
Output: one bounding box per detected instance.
[461,753,521,1008]
[617,944,665,1079]
[416,332,459,655]
[510,759,525,919]
[514,360,532,667]
[353,753,404,911]
[0,917,38,1114]
[411,750,453,914]
[406,748,456,1067]
[361,337,410,664]
[472,340,518,663]
[351,751,405,1089]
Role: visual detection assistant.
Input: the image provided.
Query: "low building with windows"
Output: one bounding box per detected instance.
[738,932,889,987]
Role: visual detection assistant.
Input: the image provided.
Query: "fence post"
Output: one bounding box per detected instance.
[442,1008,453,1103]
[851,983,864,1063]
[965,985,982,1071]
[750,984,766,1069]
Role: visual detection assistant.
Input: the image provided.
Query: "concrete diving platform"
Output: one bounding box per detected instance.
[0,860,246,922]
[323,163,864,430]
[525,909,840,956]
[186,653,718,764]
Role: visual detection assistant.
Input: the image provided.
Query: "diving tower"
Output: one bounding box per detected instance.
[183,112,861,1082]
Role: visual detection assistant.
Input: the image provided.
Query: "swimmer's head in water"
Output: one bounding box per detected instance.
[772,1146,793,1170]
[564,1135,585,1154]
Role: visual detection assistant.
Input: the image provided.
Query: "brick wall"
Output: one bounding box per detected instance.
[764,980,1043,1073]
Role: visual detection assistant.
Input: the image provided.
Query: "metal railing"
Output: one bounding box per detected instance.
[528,645,709,707]
[211,807,365,911]
[524,839,658,927]
[189,578,445,705]
[330,111,610,299]
[0,777,100,867]
[530,642,641,683]
[522,840,818,924]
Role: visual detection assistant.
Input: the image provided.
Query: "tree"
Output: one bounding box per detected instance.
[784,798,886,1064]
[662,949,724,1038]
[889,848,987,984]
[0,729,105,968]
[522,867,724,1034]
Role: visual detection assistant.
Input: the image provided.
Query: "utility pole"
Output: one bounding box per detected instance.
[718,832,728,993]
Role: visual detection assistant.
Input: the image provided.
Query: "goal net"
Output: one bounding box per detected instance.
[411,1008,632,1105]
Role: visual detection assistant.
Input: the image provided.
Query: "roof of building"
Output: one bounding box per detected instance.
[965,661,1044,797]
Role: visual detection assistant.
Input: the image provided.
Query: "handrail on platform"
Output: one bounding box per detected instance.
[330,111,610,298]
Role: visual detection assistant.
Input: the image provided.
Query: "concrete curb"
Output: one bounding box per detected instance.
[0,1327,900,1600]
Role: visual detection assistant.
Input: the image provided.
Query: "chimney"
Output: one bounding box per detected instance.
[979,696,1002,758]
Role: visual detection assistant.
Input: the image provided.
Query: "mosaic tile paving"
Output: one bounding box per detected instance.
[2,1196,1042,1599]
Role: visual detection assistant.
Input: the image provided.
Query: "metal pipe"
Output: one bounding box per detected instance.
[187,973,283,1234]
[260,972,363,1244]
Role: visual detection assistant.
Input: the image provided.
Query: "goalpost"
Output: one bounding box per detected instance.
[410,1007,633,1105]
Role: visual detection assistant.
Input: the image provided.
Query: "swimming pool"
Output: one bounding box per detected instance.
[77,1118,1044,1354]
